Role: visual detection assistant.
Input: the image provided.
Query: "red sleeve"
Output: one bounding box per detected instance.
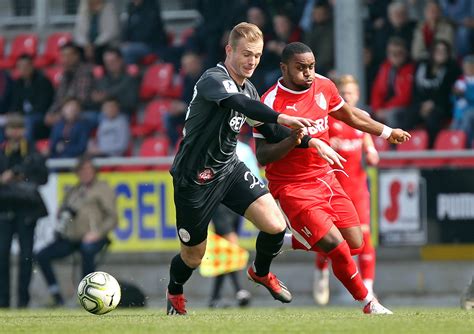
[327,80,345,112]
[370,64,388,112]
[382,63,414,109]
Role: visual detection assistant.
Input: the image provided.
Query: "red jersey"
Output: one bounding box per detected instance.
[328,117,368,194]
[254,75,344,184]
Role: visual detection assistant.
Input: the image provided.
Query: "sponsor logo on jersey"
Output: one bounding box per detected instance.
[301,116,329,135]
[314,92,327,110]
[244,171,265,189]
[197,168,215,183]
[223,80,238,93]
[285,103,298,111]
[229,113,246,132]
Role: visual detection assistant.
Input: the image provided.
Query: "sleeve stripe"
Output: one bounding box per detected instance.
[253,132,265,139]
[329,98,345,112]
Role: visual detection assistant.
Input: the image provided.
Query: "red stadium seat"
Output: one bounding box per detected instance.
[0,34,38,69]
[434,130,466,150]
[34,32,72,67]
[433,130,470,167]
[397,129,428,151]
[131,99,171,137]
[139,136,170,157]
[140,63,174,100]
[43,66,63,88]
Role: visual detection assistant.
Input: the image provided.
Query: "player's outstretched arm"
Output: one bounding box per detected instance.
[220,94,316,128]
[255,123,345,167]
[255,129,304,165]
[330,104,411,144]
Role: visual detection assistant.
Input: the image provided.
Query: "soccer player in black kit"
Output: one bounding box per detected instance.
[166,22,319,315]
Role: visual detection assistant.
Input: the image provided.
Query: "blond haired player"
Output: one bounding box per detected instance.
[166,23,320,315]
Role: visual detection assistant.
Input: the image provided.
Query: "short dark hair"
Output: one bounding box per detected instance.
[102,97,120,106]
[17,53,33,62]
[60,41,81,54]
[281,42,313,64]
[387,36,407,50]
[62,97,81,108]
[75,155,97,173]
[103,46,123,58]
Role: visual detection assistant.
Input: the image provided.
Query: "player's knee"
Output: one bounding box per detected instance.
[181,253,202,268]
[265,221,286,235]
[180,249,205,268]
[347,238,364,255]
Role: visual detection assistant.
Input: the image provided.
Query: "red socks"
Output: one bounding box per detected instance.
[315,253,329,271]
[358,231,376,281]
[326,240,368,301]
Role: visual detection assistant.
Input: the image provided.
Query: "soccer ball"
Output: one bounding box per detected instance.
[77,271,121,315]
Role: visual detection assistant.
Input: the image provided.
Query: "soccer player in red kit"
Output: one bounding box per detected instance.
[313,75,380,306]
[253,42,410,314]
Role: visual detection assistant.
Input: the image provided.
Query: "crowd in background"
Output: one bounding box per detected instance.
[0,0,473,158]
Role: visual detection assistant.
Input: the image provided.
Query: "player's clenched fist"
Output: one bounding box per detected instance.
[388,128,411,144]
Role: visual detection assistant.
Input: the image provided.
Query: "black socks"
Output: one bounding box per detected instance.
[168,254,195,295]
[254,230,285,277]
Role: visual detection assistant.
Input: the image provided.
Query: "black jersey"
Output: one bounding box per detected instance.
[170,63,259,185]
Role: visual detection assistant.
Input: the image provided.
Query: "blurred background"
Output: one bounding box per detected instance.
[0,0,473,309]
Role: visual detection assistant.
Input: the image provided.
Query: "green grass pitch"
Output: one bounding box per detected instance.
[0,307,472,333]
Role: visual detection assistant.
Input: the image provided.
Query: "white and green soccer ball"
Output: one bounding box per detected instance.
[77,271,121,315]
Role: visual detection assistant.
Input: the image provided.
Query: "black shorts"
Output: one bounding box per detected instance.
[173,162,268,246]
[212,204,241,236]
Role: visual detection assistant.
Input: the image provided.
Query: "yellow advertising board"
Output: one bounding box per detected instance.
[57,171,259,252]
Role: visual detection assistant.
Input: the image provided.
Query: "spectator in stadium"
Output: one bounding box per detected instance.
[0,70,13,142]
[165,52,203,148]
[87,98,130,157]
[49,98,91,158]
[451,55,474,146]
[263,13,303,88]
[74,0,120,65]
[439,0,474,57]
[121,0,167,65]
[91,47,139,117]
[45,42,94,127]
[411,0,454,61]
[371,37,415,129]
[9,55,54,141]
[35,156,117,306]
[303,1,334,76]
[372,1,416,66]
[186,0,231,69]
[410,39,461,147]
[0,115,48,308]
[244,5,274,93]
[246,6,273,41]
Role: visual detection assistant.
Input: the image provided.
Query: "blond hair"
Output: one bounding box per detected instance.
[336,74,359,88]
[228,22,263,48]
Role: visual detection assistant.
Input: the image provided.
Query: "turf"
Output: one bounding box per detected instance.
[0,307,472,334]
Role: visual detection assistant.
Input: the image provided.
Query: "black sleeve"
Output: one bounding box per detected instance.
[255,123,312,148]
[220,94,279,124]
